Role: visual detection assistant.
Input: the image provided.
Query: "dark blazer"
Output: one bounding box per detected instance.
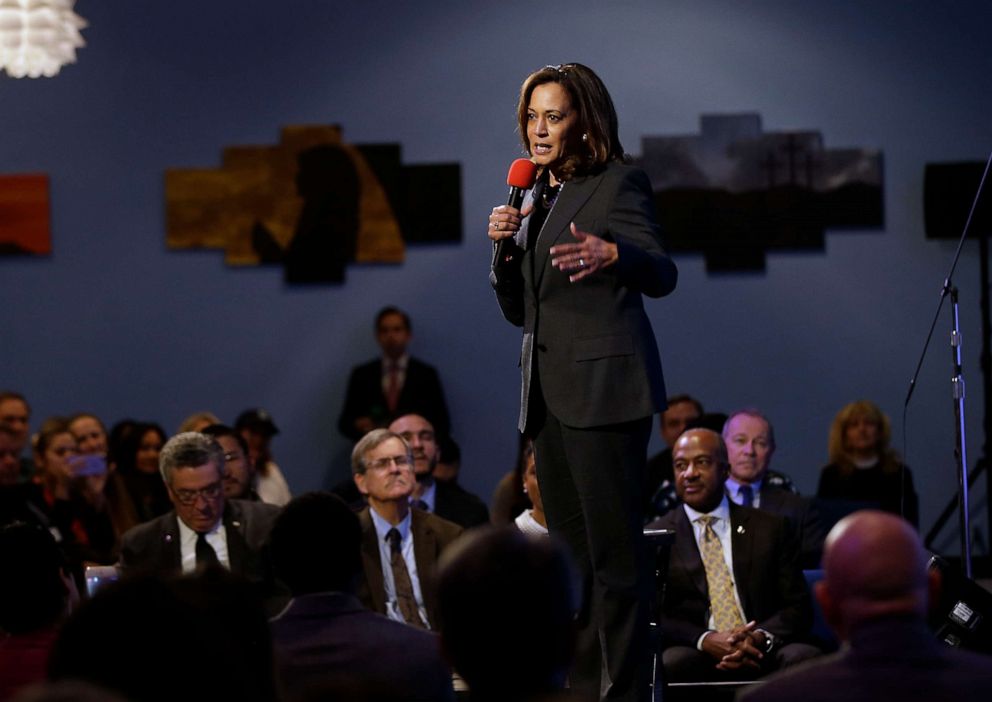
[434,480,489,528]
[338,356,450,441]
[119,499,281,584]
[649,502,812,648]
[356,507,462,629]
[740,616,992,702]
[270,592,454,702]
[491,162,677,432]
[759,484,827,569]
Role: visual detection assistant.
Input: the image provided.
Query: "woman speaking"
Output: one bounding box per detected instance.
[488,63,677,701]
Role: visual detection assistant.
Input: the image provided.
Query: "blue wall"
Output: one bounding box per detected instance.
[2,0,990,550]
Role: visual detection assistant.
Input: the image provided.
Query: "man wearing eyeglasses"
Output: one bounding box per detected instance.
[119,432,280,583]
[351,428,462,629]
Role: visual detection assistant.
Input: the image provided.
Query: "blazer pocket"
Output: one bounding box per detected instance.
[573,333,634,361]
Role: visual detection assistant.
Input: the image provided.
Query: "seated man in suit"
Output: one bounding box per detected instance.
[119,432,280,586]
[338,306,451,442]
[722,409,826,568]
[269,491,454,702]
[389,413,489,528]
[352,428,462,629]
[742,510,992,702]
[648,428,820,681]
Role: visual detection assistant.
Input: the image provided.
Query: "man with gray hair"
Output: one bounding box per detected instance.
[722,408,825,568]
[119,432,280,583]
[351,428,462,629]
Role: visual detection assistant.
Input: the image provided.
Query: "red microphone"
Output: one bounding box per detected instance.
[506,158,538,209]
[495,159,538,268]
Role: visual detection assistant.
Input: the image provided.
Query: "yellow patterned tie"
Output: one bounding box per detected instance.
[697,515,744,631]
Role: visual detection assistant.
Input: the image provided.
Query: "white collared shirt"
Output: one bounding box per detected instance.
[176,517,230,574]
[725,477,763,508]
[682,497,746,636]
[369,507,430,628]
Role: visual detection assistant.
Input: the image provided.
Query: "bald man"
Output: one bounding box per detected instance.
[741,511,992,702]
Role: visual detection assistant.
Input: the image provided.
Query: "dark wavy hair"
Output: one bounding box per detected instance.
[516,63,625,182]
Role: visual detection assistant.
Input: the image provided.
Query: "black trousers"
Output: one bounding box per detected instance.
[533,409,653,702]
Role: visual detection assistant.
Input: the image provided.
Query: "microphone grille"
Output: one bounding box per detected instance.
[507,159,538,189]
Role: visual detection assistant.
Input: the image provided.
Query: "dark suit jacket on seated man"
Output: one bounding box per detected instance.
[351,428,462,630]
[119,432,280,586]
[269,491,454,702]
[741,510,992,702]
[646,429,819,681]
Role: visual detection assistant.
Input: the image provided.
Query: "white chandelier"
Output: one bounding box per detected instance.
[0,0,86,78]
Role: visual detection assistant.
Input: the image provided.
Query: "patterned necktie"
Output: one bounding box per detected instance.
[386,527,426,629]
[385,362,401,413]
[740,485,754,508]
[195,532,220,568]
[697,516,744,631]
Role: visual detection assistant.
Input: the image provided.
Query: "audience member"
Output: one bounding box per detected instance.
[646,394,703,497]
[201,423,259,501]
[115,422,171,522]
[338,306,451,442]
[119,432,280,589]
[177,411,221,434]
[0,391,33,482]
[67,414,108,456]
[269,491,454,702]
[351,429,462,629]
[0,421,21,488]
[0,423,55,535]
[437,527,581,702]
[489,434,535,526]
[33,418,117,567]
[816,400,919,527]
[67,412,140,547]
[514,440,548,537]
[741,510,992,702]
[47,568,278,702]
[235,408,291,506]
[722,409,826,568]
[0,522,77,702]
[647,429,819,681]
[389,414,489,528]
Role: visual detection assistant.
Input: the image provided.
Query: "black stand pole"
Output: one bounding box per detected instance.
[949,286,972,578]
[906,150,992,577]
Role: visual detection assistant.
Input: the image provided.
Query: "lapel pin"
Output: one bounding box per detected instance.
[232,520,241,528]
[736,525,745,534]
[164,533,173,543]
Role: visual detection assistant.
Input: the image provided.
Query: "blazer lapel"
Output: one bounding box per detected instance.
[161,514,182,570]
[411,511,439,627]
[673,508,708,599]
[358,509,387,615]
[533,174,599,288]
[224,503,248,575]
[729,503,754,616]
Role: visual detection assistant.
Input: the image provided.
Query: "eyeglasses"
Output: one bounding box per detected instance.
[172,481,223,505]
[366,454,412,471]
[544,64,570,77]
[223,451,246,463]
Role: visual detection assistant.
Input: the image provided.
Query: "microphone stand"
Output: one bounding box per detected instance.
[905,150,992,578]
